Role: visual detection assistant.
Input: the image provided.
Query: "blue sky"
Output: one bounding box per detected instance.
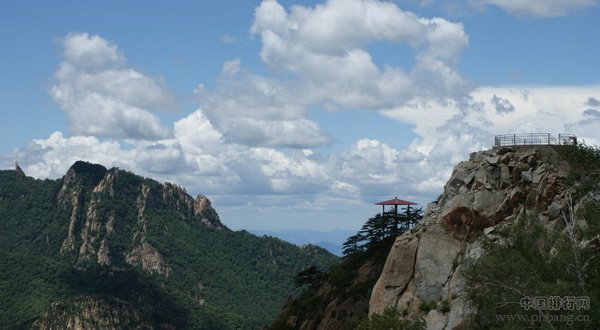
[1,0,600,232]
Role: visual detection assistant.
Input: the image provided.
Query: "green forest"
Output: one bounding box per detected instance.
[0,162,337,329]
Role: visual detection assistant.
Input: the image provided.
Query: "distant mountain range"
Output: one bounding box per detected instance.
[0,161,337,329]
[249,228,356,256]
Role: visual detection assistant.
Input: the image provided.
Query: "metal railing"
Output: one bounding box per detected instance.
[494,133,577,147]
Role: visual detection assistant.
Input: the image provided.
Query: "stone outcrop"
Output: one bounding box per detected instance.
[194,194,223,229]
[370,235,418,313]
[369,146,582,329]
[126,242,172,277]
[56,161,223,275]
[194,195,212,214]
[125,184,170,276]
[31,297,155,330]
[14,161,25,178]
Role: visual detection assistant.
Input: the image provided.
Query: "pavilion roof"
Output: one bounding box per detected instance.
[374,197,417,206]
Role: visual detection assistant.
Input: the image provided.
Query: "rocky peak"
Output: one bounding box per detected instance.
[162,182,194,215]
[194,194,224,229]
[194,194,212,215]
[369,146,588,329]
[14,161,25,178]
[57,161,108,206]
[55,160,225,272]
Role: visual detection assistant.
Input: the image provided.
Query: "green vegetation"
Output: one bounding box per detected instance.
[355,308,425,330]
[270,209,423,329]
[557,142,600,198]
[439,299,451,313]
[0,164,337,329]
[579,201,600,239]
[418,300,436,313]
[463,213,600,329]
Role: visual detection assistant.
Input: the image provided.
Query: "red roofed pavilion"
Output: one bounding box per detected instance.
[375,197,418,233]
[375,197,416,215]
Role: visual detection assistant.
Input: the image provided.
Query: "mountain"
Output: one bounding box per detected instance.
[370,144,600,329]
[272,144,600,329]
[0,161,337,329]
[248,229,356,256]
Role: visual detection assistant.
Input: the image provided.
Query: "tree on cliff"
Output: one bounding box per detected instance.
[342,208,423,257]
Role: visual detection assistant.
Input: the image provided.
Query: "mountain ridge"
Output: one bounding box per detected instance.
[0,160,337,329]
[249,228,356,256]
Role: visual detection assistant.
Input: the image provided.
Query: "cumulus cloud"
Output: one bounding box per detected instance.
[50,33,176,140]
[250,0,471,109]
[475,0,598,17]
[199,72,332,148]
[5,85,600,231]
[329,138,432,197]
[194,0,470,149]
[382,85,600,165]
[4,132,134,178]
[6,2,600,231]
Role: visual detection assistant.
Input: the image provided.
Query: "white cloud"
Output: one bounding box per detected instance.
[382,85,600,165]
[329,138,429,197]
[5,1,600,232]
[61,32,125,70]
[199,72,332,148]
[50,33,176,140]
[192,0,471,150]
[250,0,471,109]
[6,132,134,179]
[475,0,598,17]
[174,109,224,155]
[5,85,600,231]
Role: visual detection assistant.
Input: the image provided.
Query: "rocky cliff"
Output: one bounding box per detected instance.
[369,145,600,329]
[56,161,223,274]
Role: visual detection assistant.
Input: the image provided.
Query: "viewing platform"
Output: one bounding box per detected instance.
[494,133,577,147]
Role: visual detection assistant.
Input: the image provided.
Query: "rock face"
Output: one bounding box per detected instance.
[31,297,155,330]
[369,146,577,329]
[55,161,224,272]
[14,161,25,178]
[369,235,418,313]
[126,242,172,277]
